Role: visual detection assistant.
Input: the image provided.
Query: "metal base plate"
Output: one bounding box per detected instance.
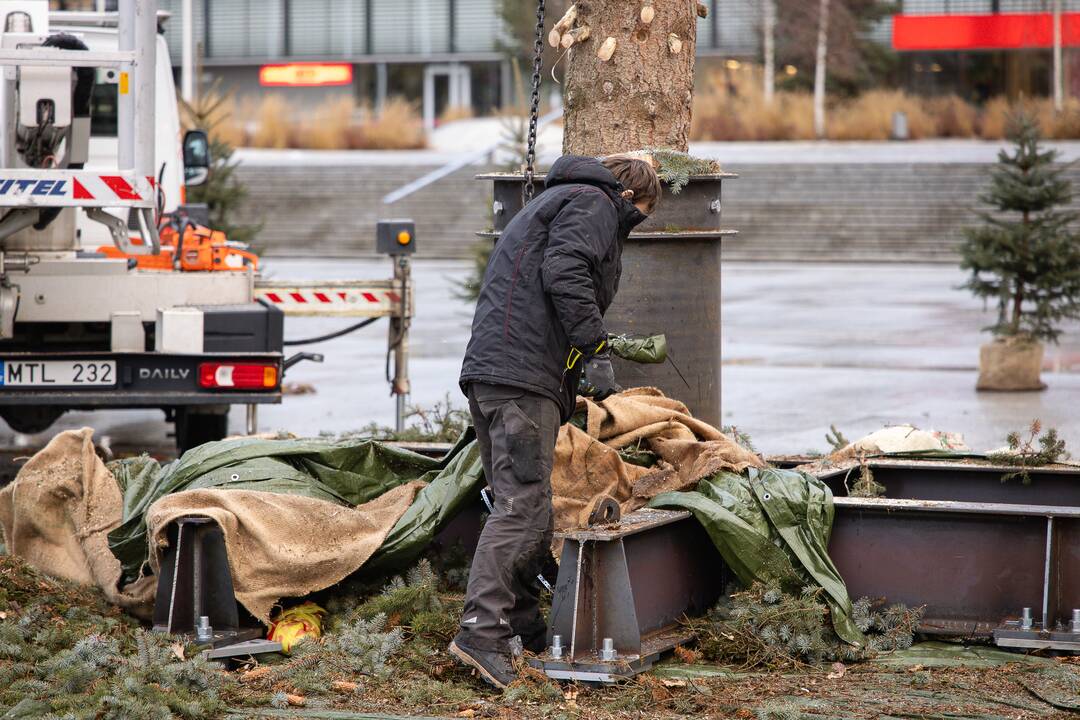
[994,623,1080,652]
[200,638,282,660]
[153,625,265,649]
[529,629,694,683]
[529,655,657,683]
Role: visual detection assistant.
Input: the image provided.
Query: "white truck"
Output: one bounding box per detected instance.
[0,0,412,450]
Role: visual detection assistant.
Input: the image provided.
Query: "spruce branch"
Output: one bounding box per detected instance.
[988,419,1068,484]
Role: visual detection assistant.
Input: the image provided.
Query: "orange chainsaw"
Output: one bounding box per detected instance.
[97,219,258,272]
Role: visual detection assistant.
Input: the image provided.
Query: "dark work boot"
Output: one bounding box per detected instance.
[449,640,516,690]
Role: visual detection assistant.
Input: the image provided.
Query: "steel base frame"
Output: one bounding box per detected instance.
[821,460,1080,651]
[529,509,727,682]
[152,516,265,649]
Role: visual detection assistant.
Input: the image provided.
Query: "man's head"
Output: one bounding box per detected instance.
[602,156,662,215]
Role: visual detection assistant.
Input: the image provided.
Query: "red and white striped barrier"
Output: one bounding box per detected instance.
[0,171,156,207]
[254,283,407,318]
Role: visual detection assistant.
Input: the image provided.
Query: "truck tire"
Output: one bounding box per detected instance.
[174,407,229,453]
[0,406,65,435]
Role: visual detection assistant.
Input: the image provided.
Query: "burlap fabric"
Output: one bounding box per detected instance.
[0,428,421,621]
[552,387,765,532]
[1,389,763,618]
[977,337,1047,391]
[0,428,156,614]
[145,483,422,621]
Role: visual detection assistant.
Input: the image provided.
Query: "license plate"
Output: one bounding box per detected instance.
[0,360,116,387]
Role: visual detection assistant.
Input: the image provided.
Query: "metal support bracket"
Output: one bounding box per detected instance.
[530,509,726,682]
[283,351,324,372]
[827,479,1080,649]
[86,206,158,255]
[152,516,263,647]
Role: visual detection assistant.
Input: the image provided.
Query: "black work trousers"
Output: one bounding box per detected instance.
[454,382,560,654]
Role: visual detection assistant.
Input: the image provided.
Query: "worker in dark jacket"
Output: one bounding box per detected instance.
[449,154,662,688]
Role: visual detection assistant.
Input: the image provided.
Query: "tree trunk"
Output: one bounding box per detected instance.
[763,0,776,105]
[813,0,829,139]
[1012,282,1024,334]
[1053,0,1064,112]
[562,0,697,155]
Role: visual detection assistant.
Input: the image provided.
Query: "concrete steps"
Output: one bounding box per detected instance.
[233,159,1080,262]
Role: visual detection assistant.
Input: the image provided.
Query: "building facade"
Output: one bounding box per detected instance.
[151,0,753,125]
[57,0,1073,116]
[157,0,508,127]
[890,1,1080,101]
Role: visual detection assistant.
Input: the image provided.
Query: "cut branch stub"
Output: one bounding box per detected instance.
[668,33,682,54]
[552,4,578,35]
[561,25,591,49]
[696,2,708,18]
[641,1,655,24]
[597,36,616,61]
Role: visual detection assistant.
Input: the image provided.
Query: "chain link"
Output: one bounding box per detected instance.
[523,0,546,203]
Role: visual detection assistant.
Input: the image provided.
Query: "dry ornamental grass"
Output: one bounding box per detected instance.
[194,93,426,151]
[691,64,1080,141]
[192,66,1080,149]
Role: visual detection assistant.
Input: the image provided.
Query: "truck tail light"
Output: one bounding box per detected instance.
[198,362,278,389]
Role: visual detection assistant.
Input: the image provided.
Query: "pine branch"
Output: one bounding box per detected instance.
[988,419,1069,484]
[688,583,921,669]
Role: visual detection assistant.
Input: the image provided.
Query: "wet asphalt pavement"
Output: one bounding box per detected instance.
[3,258,1078,460]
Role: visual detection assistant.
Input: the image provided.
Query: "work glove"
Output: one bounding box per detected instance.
[581,348,621,401]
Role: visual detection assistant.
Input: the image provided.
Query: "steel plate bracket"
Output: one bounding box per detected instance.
[152,516,263,647]
[531,508,725,682]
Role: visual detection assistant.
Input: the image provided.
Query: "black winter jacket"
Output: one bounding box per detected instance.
[459,155,648,421]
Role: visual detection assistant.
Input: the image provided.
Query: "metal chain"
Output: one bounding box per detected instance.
[523,0,546,203]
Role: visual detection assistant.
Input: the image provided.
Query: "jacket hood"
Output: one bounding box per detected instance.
[545,154,649,234]
[545,155,621,192]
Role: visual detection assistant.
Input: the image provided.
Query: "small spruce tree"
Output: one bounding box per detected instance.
[960,112,1080,343]
[178,80,261,247]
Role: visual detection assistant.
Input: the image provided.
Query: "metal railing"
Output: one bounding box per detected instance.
[0,0,157,211]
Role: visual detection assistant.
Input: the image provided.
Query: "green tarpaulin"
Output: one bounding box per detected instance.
[107,432,484,584]
[650,466,866,646]
[105,430,864,644]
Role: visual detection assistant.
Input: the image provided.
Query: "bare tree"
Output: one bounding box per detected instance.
[813,0,830,139]
[776,0,889,94]
[1054,0,1063,112]
[763,0,776,104]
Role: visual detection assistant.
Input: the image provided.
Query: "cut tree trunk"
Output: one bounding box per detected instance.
[562,0,697,155]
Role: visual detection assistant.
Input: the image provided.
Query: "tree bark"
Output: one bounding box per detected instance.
[813,0,829,139]
[562,0,697,155]
[763,0,776,105]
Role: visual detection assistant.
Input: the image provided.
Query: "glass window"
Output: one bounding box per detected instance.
[207,0,284,60]
[90,83,118,138]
